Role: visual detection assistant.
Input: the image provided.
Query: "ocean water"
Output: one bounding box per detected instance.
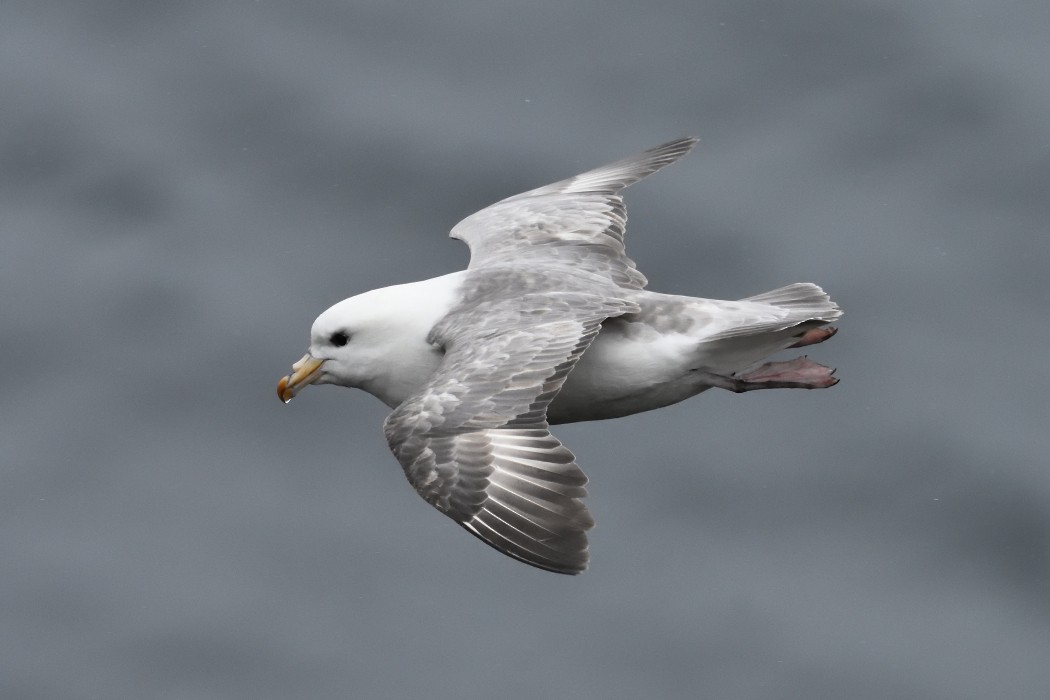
[3,1,1048,698]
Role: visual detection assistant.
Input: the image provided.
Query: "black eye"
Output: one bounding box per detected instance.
[329,331,350,347]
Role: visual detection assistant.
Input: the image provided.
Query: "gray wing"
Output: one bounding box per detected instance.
[450,137,698,290]
[383,292,638,574]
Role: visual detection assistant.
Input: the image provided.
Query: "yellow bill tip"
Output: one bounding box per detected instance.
[277,354,325,403]
[277,375,293,403]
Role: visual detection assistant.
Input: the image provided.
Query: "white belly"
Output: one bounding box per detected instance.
[547,318,706,424]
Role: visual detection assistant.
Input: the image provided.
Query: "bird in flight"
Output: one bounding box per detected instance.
[278,137,841,574]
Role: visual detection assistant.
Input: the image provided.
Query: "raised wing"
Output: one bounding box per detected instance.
[383,282,638,574]
[450,137,698,290]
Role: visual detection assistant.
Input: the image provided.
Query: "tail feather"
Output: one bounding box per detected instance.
[696,284,842,373]
[741,283,842,322]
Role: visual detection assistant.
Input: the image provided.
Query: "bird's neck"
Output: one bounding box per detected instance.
[357,272,464,408]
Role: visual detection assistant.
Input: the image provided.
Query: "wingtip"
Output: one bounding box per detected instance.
[638,136,700,168]
[653,136,700,154]
[552,136,699,196]
[460,520,590,575]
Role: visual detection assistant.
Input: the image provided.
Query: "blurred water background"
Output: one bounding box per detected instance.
[3,1,1049,698]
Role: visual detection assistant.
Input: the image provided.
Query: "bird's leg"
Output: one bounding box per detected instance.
[788,326,838,348]
[699,357,839,392]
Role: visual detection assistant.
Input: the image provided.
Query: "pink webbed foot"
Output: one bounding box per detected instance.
[697,356,839,393]
[788,326,838,349]
[734,356,838,390]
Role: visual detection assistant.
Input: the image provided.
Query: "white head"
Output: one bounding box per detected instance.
[277,275,461,408]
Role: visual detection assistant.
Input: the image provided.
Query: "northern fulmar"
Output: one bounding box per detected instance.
[277,138,842,574]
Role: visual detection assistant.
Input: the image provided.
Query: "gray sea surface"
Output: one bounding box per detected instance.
[3,1,1049,698]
